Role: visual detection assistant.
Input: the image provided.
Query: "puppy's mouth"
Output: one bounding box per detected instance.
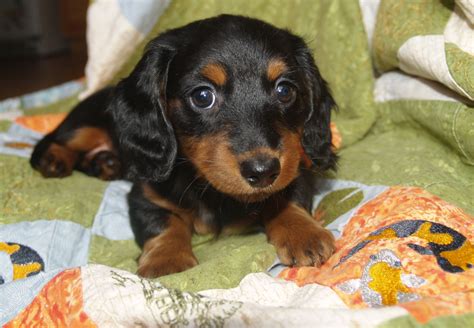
[179,132,302,203]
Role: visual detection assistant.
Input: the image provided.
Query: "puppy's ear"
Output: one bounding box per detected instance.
[111,41,177,182]
[296,46,337,171]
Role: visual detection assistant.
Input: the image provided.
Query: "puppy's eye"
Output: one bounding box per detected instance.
[190,87,216,109]
[275,82,296,104]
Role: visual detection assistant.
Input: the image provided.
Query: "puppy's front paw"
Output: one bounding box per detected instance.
[274,223,335,267]
[137,248,198,278]
[266,205,336,267]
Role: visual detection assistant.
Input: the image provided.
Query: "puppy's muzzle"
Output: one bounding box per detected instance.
[239,155,280,188]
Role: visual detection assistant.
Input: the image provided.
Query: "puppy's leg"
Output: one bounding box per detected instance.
[264,202,335,267]
[32,127,118,180]
[77,150,121,181]
[137,215,197,278]
[31,135,78,178]
[129,184,197,278]
[76,149,122,181]
[30,88,118,180]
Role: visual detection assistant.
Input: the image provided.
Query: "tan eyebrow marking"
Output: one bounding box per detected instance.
[267,58,288,81]
[201,63,227,86]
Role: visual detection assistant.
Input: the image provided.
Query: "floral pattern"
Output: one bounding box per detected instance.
[5,269,96,327]
[280,187,474,323]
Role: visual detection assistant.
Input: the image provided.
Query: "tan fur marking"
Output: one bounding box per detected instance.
[144,180,261,235]
[138,214,197,278]
[48,143,77,166]
[192,217,215,235]
[41,143,78,177]
[66,127,113,153]
[179,129,304,203]
[274,129,302,189]
[201,63,227,86]
[264,202,335,267]
[267,58,288,81]
[144,182,261,235]
[179,133,259,201]
[143,183,215,235]
[236,147,279,163]
[142,184,195,226]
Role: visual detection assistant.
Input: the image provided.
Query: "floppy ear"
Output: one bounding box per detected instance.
[110,40,177,182]
[296,46,337,171]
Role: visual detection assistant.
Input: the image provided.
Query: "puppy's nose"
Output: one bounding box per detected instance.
[240,156,280,188]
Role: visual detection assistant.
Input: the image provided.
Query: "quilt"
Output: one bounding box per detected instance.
[0,0,473,327]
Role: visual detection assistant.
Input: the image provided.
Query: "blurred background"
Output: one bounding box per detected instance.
[0,0,87,100]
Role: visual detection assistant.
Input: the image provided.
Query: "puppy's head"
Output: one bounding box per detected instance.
[113,15,336,201]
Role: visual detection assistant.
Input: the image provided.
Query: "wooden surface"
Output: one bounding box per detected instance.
[0,40,87,100]
[0,0,88,101]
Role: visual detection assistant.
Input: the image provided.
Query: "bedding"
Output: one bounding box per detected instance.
[0,0,473,326]
[372,0,473,101]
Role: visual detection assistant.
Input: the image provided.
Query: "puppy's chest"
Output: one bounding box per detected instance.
[193,202,215,234]
[191,197,262,235]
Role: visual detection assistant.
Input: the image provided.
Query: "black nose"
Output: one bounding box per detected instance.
[240,156,281,188]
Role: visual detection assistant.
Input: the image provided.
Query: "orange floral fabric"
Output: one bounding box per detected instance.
[15,113,67,135]
[5,269,96,328]
[279,187,474,323]
[330,122,342,150]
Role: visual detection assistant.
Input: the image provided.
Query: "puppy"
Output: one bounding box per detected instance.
[31,15,337,278]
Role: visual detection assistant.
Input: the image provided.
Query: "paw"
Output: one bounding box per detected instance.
[38,151,73,178]
[137,249,198,278]
[90,151,121,180]
[271,222,335,267]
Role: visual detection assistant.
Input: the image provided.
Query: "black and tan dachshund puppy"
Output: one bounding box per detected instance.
[31,15,338,278]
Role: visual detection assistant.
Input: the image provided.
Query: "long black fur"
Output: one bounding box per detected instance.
[31,15,337,261]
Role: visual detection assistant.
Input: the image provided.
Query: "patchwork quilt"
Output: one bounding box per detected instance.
[0,0,473,327]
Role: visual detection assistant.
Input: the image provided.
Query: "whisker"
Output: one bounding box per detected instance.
[178,176,200,206]
[199,181,211,198]
[173,157,192,168]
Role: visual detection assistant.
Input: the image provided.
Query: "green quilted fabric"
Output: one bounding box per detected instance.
[0,154,106,226]
[445,43,474,99]
[0,4,472,326]
[22,95,80,115]
[373,0,454,72]
[159,234,275,291]
[88,233,275,292]
[372,0,474,100]
[0,120,11,132]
